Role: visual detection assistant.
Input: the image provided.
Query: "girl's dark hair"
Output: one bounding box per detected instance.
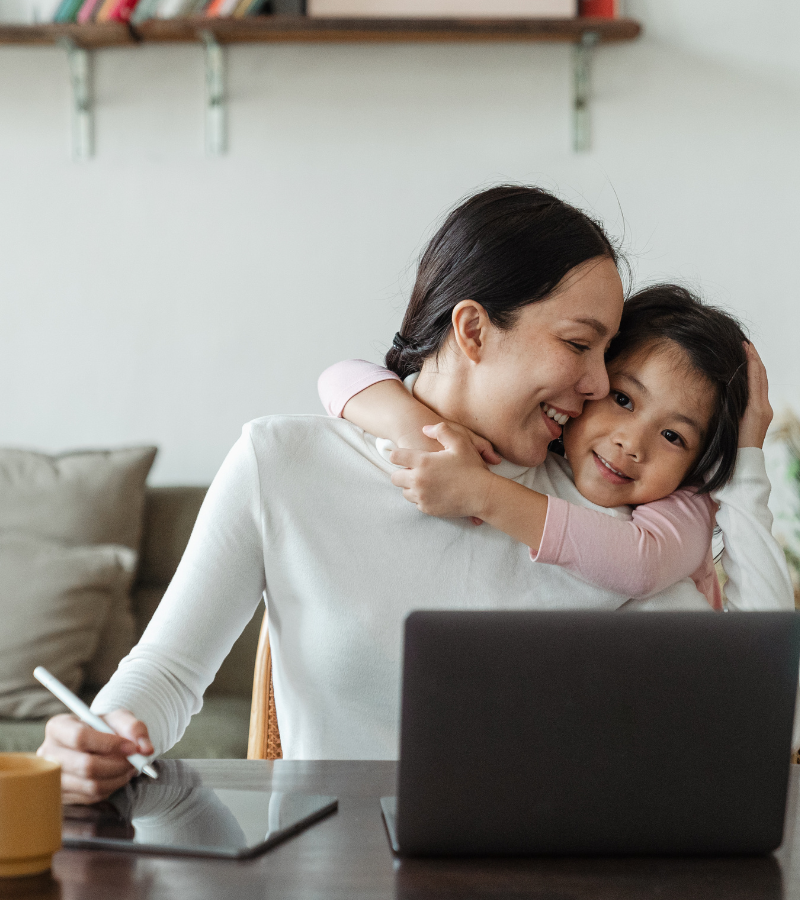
[386,185,619,379]
[605,285,749,495]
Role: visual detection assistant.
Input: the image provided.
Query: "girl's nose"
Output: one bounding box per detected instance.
[613,425,644,460]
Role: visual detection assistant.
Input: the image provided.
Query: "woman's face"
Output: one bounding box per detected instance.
[461,257,624,468]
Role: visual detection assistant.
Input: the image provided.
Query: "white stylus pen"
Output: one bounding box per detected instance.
[33,666,158,779]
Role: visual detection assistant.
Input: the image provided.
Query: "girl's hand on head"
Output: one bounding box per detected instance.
[738,342,772,449]
[389,422,497,520]
[38,708,153,805]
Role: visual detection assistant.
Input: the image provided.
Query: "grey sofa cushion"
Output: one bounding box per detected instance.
[0,445,157,687]
[0,535,136,718]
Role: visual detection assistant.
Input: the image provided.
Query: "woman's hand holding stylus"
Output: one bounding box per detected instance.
[38,709,153,804]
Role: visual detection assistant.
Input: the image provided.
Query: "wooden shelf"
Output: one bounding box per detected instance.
[0,15,640,48]
[0,22,136,47]
[0,14,641,159]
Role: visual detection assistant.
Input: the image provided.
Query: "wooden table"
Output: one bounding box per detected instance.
[3,761,799,899]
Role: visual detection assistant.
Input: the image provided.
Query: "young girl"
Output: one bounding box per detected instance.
[319,285,792,611]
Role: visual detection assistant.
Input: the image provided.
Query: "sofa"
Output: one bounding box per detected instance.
[0,485,262,758]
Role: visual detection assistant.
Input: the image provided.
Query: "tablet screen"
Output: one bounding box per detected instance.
[62,760,337,858]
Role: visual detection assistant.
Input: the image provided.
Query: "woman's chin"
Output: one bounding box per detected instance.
[500,442,550,469]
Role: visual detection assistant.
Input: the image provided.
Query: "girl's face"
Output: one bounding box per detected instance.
[562,342,717,507]
[448,257,624,468]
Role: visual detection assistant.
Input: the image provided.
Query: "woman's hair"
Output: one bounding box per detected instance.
[386,185,619,379]
[605,285,749,495]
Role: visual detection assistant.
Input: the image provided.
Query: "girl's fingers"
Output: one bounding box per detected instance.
[389,448,428,469]
[477,445,502,466]
[391,469,413,489]
[738,342,772,448]
[421,422,467,453]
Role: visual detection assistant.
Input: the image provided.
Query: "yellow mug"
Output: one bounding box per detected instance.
[0,754,61,878]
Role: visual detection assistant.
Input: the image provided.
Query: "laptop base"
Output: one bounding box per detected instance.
[380,796,400,853]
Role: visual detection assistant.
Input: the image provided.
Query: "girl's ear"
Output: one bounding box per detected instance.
[451,300,491,364]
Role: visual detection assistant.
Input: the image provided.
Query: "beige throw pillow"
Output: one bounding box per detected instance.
[0,534,137,718]
[0,445,156,687]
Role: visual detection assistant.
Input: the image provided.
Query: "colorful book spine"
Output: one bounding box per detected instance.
[579,0,616,15]
[130,0,159,21]
[53,0,87,22]
[76,0,104,21]
[104,0,140,21]
[231,0,253,18]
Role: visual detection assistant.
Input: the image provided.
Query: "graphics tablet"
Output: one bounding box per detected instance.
[62,760,337,859]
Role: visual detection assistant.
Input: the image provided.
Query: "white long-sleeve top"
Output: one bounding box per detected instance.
[92,417,793,760]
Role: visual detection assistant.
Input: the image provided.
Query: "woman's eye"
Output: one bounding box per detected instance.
[662,430,684,447]
[567,341,590,353]
[612,391,633,410]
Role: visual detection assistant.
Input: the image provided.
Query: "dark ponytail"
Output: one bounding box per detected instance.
[386,185,619,379]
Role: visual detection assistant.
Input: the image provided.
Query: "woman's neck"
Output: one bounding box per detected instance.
[413,356,473,430]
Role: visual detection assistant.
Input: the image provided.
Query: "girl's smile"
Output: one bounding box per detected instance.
[562,342,717,508]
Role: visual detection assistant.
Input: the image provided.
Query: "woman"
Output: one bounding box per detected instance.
[39,186,782,804]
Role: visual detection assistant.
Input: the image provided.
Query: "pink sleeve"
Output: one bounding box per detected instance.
[689,547,724,611]
[317,360,402,418]
[533,490,716,600]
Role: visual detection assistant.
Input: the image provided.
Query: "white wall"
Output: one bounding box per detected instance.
[0,0,798,504]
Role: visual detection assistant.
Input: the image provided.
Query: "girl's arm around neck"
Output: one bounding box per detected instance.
[390,423,549,544]
[391,422,715,599]
[317,358,501,459]
[535,491,715,600]
[318,359,442,452]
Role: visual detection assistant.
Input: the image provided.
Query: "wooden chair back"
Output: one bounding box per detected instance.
[247,607,283,760]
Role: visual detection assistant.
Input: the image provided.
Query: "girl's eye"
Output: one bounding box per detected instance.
[567,341,590,353]
[662,430,685,447]
[612,391,633,410]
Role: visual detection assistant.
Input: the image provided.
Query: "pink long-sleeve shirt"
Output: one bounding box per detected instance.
[318,359,722,609]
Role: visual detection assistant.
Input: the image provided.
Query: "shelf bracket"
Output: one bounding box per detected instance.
[573,30,599,153]
[200,30,226,156]
[58,37,93,161]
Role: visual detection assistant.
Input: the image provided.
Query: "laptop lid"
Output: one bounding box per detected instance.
[393,610,800,856]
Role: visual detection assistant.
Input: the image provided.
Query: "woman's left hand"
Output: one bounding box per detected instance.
[389,422,496,520]
[738,342,772,449]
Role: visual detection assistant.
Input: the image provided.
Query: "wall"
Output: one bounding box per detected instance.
[0,0,798,515]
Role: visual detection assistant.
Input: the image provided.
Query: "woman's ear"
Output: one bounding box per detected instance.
[451,300,491,364]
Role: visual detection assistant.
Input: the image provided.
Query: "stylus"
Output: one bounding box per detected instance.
[33,666,158,779]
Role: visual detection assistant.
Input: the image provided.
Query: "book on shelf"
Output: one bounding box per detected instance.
[307,0,577,16]
[96,0,139,20]
[579,0,617,15]
[76,0,104,22]
[130,0,159,20]
[56,0,140,21]
[53,0,87,21]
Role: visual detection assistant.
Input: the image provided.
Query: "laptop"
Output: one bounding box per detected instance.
[381,610,800,856]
